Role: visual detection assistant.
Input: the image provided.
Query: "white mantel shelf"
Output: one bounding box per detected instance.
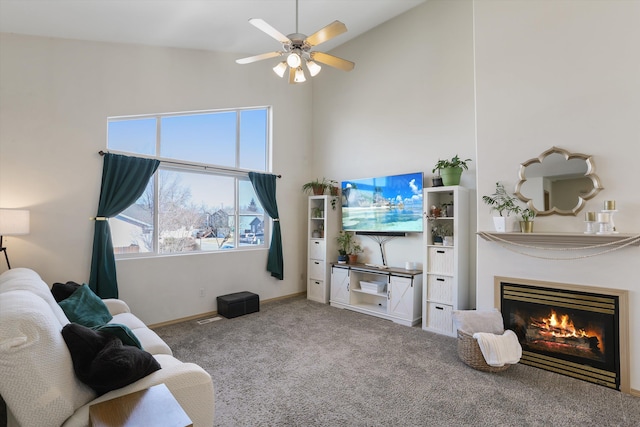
[477,231,640,247]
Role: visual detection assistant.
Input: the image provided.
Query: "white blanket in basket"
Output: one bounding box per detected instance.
[472,330,522,367]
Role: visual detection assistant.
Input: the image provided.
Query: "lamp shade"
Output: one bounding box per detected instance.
[294,67,306,83]
[0,209,30,235]
[272,61,287,78]
[306,60,322,77]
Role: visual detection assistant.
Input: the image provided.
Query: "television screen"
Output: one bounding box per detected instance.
[341,172,424,233]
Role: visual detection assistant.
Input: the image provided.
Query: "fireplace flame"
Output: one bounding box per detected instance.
[542,310,589,338]
[527,309,605,356]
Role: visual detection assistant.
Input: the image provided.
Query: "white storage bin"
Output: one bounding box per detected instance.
[359,280,387,294]
[427,275,453,304]
[308,260,325,280]
[308,239,326,261]
[428,247,454,275]
[307,279,327,303]
[427,302,453,334]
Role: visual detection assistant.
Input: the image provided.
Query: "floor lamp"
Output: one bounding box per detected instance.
[0,209,30,269]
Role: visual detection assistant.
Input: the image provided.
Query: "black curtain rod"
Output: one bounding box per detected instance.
[98,151,281,178]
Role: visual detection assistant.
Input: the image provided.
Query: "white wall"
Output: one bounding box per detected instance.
[0,34,313,324]
[474,0,640,389]
[312,0,477,281]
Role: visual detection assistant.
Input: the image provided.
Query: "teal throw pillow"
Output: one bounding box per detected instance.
[93,323,143,349]
[58,284,113,328]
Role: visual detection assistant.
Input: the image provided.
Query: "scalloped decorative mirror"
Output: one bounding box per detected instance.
[515,147,603,216]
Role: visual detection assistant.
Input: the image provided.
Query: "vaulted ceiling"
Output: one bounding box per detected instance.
[0,0,426,54]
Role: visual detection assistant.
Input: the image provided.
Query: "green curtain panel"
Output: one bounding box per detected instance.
[248,172,283,280]
[89,153,160,298]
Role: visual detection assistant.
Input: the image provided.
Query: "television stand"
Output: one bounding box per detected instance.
[330,263,422,327]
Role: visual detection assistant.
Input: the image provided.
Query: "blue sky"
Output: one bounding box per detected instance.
[108,109,268,209]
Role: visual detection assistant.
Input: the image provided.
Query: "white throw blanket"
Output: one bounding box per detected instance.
[472,330,522,367]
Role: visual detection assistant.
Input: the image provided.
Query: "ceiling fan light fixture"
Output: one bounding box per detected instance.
[306,60,321,77]
[286,52,301,68]
[235,0,354,83]
[294,67,306,83]
[273,61,287,78]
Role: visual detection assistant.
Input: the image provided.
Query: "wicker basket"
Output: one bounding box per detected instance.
[457,330,511,373]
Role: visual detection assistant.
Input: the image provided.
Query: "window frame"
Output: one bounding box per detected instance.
[107,107,272,259]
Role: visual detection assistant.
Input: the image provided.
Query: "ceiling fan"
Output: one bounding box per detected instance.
[235,0,355,84]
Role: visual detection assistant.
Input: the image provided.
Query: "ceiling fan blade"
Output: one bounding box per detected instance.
[236,51,283,65]
[310,51,355,72]
[305,20,347,47]
[248,18,291,44]
[289,67,296,84]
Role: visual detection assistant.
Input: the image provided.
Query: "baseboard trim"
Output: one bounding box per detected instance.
[630,388,640,397]
[148,291,306,329]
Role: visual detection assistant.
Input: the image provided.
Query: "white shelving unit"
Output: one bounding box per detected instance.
[422,185,469,336]
[330,263,422,327]
[307,196,339,303]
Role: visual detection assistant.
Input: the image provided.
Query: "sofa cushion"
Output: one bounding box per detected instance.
[58,284,113,328]
[111,312,147,330]
[51,281,82,302]
[0,290,96,427]
[127,327,173,355]
[62,323,161,395]
[110,312,173,355]
[0,267,70,327]
[93,323,142,349]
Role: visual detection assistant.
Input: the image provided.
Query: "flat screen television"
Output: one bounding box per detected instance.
[341,172,424,233]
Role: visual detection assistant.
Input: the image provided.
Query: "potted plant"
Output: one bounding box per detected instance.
[302,178,329,196]
[429,222,452,245]
[482,182,535,232]
[518,207,536,233]
[432,155,472,186]
[348,242,363,265]
[336,230,352,264]
[336,231,362,264]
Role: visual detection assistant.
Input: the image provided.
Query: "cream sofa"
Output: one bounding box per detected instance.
[0,268,214,427]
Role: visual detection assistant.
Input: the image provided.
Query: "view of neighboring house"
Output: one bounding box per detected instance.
[111,203,264,253]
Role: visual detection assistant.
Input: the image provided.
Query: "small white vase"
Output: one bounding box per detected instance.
[493,216,507,232]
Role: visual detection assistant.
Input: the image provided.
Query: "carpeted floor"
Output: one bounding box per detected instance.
[154,296,640,427]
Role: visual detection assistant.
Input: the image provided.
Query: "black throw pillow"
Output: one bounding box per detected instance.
[61,323,161,395]
[51,281,82,302]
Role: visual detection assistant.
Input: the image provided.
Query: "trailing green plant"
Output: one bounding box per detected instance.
[328,180,340,210]
[432,155,472,173]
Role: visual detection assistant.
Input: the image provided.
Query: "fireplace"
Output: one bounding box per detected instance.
[495,277,629,392]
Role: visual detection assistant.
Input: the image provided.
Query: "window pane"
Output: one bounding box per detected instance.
[161,112,236,167]
[111,179,154,254]
[158,169,236,253]
[108,118,156,156]
[108,107,270,257]
[240,109,267,171]
[238,180,265,246]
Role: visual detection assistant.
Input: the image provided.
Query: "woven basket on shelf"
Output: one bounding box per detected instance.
[457,330,511,373]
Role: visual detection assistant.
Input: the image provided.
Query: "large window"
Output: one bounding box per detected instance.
[107,108,270,256]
